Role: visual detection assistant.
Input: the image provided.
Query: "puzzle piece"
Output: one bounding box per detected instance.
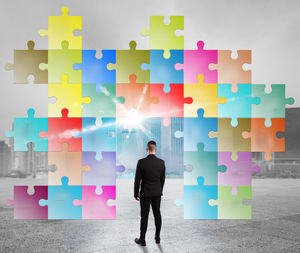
[209,50,251,92]
[175,41,217,84]
[242,118,285,161]
[209,186,252,219]
[48,74,91,117]
[73,49,116,91]
[141,50,183,93]
[184,143,226,186]
[184,74,226,117]
[175,177,217,219]
[5,108,48,151]
[5,186,48,219]
[39,40,81,84]
[74,117,116,160]
[208,118,251,160]
[175,109,217,151]
[39,108,82,151]
[141,16,184,59]
[5,40,48,84]
[82,83,125,124]
[252,84,294,127]
[150,83,192,126]
[73,186,116,219]
[39,176,82,219]
[218,84,260,126]
[39,7,82,49]
[218,152,260,194]
[82,152,125,193]
[107,41,149,83]
[116,75,158,118]
[48,143,90,185]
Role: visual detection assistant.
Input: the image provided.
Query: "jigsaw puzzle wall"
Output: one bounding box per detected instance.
[5,7,294,219]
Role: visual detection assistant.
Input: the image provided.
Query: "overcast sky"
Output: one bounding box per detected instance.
[0,0,299,138]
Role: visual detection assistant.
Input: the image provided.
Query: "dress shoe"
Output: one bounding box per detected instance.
[155,237,160,244]
[135,238,146,246]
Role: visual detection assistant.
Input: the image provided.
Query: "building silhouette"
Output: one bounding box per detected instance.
[0,141,12,176]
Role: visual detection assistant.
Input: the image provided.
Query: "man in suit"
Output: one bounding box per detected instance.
[134,140,166,247]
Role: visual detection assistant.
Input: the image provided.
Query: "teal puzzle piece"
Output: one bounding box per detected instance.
[175,177,217,219]
[184,143,226,186]
[218,84,260,127]
[5,108,48,151]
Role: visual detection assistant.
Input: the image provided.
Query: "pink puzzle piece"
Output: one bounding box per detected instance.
[175,41,217,84]
[218,152,260,194]
[5,186,48,219]
[150,83,192,126]
[73,185,116,219]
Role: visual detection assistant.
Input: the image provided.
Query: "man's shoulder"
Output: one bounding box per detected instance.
[140,156,164,163]
[155,157,164,163]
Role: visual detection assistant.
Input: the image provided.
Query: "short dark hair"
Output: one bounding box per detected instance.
[147,140,156,152]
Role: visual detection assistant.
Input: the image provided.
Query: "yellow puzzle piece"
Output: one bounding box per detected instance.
[39,7,82,50]
[184,74,226,117]
[48,75,90,117]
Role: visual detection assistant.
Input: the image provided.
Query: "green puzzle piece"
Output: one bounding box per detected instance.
[141,16,184,59]
[39,40,81,84]
[107,41,149,84]
[209,186,252,219]
[82,83,125,125]
[252,84,294,127]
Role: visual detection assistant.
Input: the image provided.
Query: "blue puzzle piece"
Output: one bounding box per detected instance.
[175,177,217,219]
[218,84,260,127]
[73,50,116,92]
[141,50,183,93]
[39,177,82,219]
[175,109,217,151]
[75,117,116,160]
[5,108,48,151]
[184,143,226,185]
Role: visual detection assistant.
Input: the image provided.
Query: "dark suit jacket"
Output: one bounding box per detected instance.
[134,154,166,198]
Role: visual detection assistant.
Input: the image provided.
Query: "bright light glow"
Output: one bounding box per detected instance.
[121,109,144,129]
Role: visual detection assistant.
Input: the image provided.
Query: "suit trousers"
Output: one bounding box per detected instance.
[139,196,162,240]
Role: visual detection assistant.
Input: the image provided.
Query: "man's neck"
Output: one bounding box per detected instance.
[148,153,156,155]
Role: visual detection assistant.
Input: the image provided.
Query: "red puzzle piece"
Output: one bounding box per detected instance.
[39,108,82,151]
[150,83,192,126]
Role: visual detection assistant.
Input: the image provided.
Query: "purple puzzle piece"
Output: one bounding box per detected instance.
[82,152,125,193]
[5,186,48,219]
[218,152,260,194]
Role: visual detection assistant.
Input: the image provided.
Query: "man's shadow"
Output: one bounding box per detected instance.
[137,244,164,253]
[157,244,165,253]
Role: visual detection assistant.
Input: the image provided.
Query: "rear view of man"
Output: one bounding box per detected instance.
[134,140,166,247]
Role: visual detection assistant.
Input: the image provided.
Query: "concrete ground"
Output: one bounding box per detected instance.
[0,178,299,253]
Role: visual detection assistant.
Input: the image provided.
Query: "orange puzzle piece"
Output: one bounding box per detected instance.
[242,118,285,161]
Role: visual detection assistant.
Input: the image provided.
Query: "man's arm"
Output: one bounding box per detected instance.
[160,161,166,195]
[134,160,141,200]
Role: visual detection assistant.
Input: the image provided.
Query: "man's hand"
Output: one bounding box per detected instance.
[134,197,140,201]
